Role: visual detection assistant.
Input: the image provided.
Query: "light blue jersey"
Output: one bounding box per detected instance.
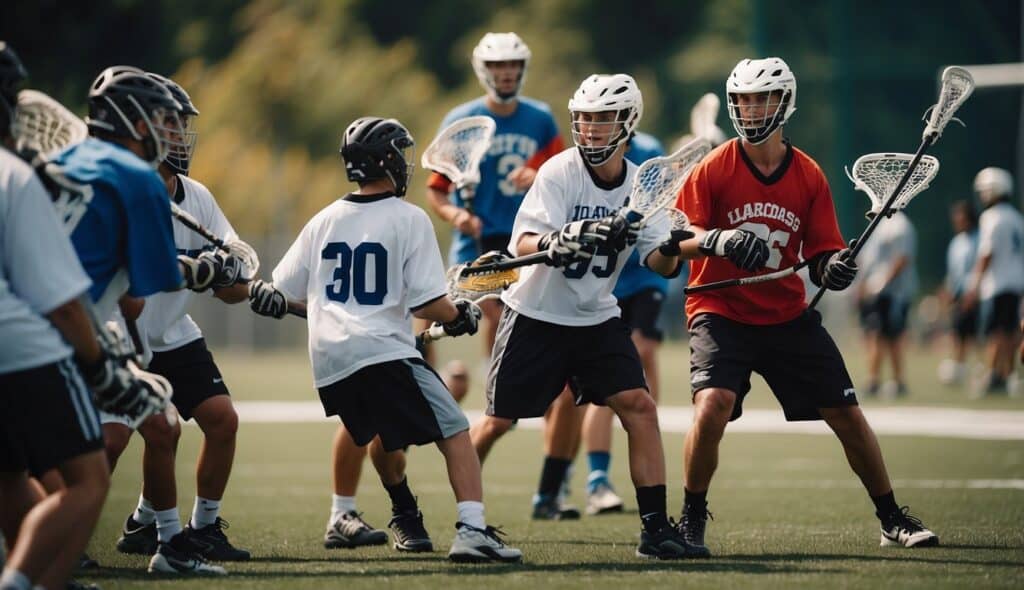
[45,138,181,317]
[428,97,562,264]
[613,132,669,299]
[945,230,978,298]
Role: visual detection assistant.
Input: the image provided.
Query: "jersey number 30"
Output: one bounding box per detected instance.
[322,242,388,305]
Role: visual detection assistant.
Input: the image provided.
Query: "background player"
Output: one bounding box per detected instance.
[113,73,250,564]
[856,210,917,397]
[674,57,938,557]
[249,117,520,563]
[469,74,696,559]
[938,201,979,386]
[960,167,1024,396]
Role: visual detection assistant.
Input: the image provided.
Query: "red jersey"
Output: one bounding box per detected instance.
[677,139,845,326]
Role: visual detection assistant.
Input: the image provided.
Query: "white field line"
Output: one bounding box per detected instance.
[227,402,1024,441]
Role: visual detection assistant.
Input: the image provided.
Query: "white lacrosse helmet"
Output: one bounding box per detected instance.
[726,57,797,145]
[471,32,531,104]
[568,74,643,166]
[973,167,1014,206]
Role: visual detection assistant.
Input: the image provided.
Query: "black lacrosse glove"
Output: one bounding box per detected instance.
[179,250,233,292]
[657,228,697,257]
[820,248,858,291]
[600,211,643,252]
[248,280,288,319]
[442,299,482,337]
[78,351,169,419]
[211,252,244,289]
[698,228,769,272]
[537,220,608,267]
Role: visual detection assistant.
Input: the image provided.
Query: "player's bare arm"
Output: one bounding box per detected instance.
[426,185,481,237]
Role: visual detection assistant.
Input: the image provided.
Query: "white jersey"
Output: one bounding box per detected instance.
[501,148,668,326]
[858,211,917,301]
[0,149,92,373]
[977,202,1024,299]
[945,230,977,298]
[138,175,237,352]
[272,193,447,387]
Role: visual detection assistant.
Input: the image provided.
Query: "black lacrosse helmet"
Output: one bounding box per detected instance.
[0,41,28,135]
[146,72,199,175]
[86,66,182,163]
[340,117,415,197]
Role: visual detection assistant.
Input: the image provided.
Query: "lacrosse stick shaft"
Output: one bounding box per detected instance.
[808,135,935,310]
[460,251,550,275]
[170,202,231,251]
[685,259,811,294]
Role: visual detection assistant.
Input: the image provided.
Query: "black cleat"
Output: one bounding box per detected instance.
[78,552,99,569]
[678,504,713,558]
[879,506,939,548]
[148,533,227,575]
[185,517,251,561]
[388,510,433,552]
[116,514,158,556]
[324,511,388,549]
[636,523,693,560]
[531,497,581,521]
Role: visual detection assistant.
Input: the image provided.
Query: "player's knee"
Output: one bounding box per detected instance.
[609,388,657,421]
[140,415,181,452]
[102,424,132,462]
[694,388,736,423]
[477,415,513,439]
[200,405,239,442]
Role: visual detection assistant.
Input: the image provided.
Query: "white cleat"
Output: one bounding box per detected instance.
[586,482,624,515]
[447,522,522,563]
[879,507,939,548]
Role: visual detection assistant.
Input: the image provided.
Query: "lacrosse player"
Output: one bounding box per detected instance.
[673,57,938,555]
[960,167,1024,396]
[423,31,563,366]
[0,42,135,590]
[856,211,917,397]
[39,66,238,575]
[938,201,979,385]
[469,74,697,559]
[107,73,250,564]
[249,117,521,563]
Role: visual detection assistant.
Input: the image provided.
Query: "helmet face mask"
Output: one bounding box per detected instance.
[340,117,416,197]
[726,57,797,145]
[147,73,199,175]
[472,33,531,104]
[567,74,643,167]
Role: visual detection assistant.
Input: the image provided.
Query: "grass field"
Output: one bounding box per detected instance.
[75,337,1024,589]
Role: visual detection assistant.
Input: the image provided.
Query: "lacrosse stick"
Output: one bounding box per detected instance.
[690,92,727,147]
[417,255,521,344]
[460,138,712,276]
[422,116,496,215]
[11,89,88,160]
[808,65,972,309]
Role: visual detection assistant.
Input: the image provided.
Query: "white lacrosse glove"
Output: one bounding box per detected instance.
[248,280,288,319]
[537,220,609,267]
[442,299,482,337]
[698,228,769,272]
[78,352,171,422]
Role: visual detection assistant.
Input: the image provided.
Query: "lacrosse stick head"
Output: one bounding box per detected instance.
[223,238,260,282]
[421,116,495,196]
[11,89,88,161]
[690,92,727,147]
[923,66,974,141]
[845,153,940,219]
[625,137,710,223]
[447,251,519,302]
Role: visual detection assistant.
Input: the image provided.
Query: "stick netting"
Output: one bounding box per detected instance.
[421,116,496,188]
[846,153,940,216]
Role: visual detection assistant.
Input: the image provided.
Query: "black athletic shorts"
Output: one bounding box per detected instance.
[688,311,858,422]
[951,298,978,339]
[317,357,469,452]
[982,292,1021,335]
[486,306,648,419]
[618,288,665,341]
[0,358,104,476]
[858,294,910,338]
[148,338,229,421]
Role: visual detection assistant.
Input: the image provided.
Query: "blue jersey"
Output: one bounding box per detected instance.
[614,132,669,299]
[46,138,181,316]
[428,97,562,264]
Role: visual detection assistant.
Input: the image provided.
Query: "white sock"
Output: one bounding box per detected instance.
[133,495,156,525]
[330,494,357,525]
[457,501,486,530]
[0,569,31,590]
[154,507,182,543]
[190,496,221,529]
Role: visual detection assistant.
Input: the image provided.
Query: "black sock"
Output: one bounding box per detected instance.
[537,456,572,499]
[871,490,899,522]
[683,488,707,513]
[636,485,669,534]
[384,477,418,514]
